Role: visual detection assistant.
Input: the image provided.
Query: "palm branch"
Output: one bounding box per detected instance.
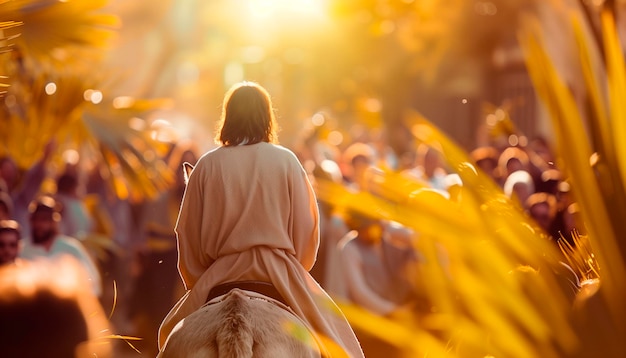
[518,4,626,354]
[0,0,175,201]
[0,0,119,66]
[317,115,577,357]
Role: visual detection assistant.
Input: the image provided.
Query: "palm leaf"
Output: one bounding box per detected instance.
[0,63,174,200]
[519,4,626,352]
[317,113,576,357]
[0,0,119,65]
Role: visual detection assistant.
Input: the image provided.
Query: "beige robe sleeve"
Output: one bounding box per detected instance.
[175,164,214,290]
[289,160,320,271]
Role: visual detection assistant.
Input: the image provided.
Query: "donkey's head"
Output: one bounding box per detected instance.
[182,162,195,185]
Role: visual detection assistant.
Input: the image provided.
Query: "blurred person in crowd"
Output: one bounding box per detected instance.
[470,146,501,183]
[337,209,418,316]
[130,139,199,356]
[497,146,530,186]
[158,81,364,357]
[293,112,342,166]
[84,161,137,339]
[55,171,95,239]
[369,127,400,171]
[529,136,556,168]
[525,192,559,241]
[0,140,56,238]
[0,220,21,266]
[403,144,448,191]
[341,142,377,191]
[0,191,13,220]
[19,195,102,297]
[561,202,586,245]
[308,160,350,290]
[536,168,561,194]
[397,149,418,172]
[504,169,535,210]
[0,257,112,358]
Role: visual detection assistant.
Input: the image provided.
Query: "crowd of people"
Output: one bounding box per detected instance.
[288,115,587,355]
[0,98,586,356]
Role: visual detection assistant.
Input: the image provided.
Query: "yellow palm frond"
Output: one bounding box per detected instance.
[521,10,626,332]
[519,5,626,353]
[0,0,119,64]
[558,232,599,282]
[317,115,577,357]
[0,62,174,201]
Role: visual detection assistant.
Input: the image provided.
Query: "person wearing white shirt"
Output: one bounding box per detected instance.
[19,195,102,297]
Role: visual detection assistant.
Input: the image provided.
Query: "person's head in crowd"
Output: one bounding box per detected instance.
[215,81,278,147]
[419,144,445,179]
[0,191,13,220]
[312,159,344,217]
[563,202,585,237]
[0,220,20,266]
[28,195,62,246]
[56,172,79,197]
[529,136,555,166]
[343,209,383,245]
[0,257,111,357]
[498,146,530,178]
[556,180,573,209]
[342,142,375,190]
[504,170,535,208]
[470,146,499,181]
[537,168,561,195]
[525,192,558,233]
[398,149,417,172]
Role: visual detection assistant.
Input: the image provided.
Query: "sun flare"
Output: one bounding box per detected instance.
[247,0,327,19]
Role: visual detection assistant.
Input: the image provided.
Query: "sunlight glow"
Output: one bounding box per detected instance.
[247,0,326,19]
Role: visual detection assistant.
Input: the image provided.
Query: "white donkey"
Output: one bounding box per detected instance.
[157,288,322,357]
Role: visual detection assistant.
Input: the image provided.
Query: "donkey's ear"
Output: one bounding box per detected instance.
[182,162,195,184]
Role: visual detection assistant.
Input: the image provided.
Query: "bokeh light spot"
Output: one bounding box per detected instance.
[83,89,93,101]
[90,90,103,104]
[311,113,325,126]
[62,149,80,165]
[128,117,146,131]
[113,96,135,109]
[45,82,57,95]
[327,130,343,146]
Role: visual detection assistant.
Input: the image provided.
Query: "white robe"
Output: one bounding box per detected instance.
[158,142,363,357]
[19,235,102,297]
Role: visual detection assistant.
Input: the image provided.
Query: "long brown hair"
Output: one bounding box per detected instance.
[215,81,278,146]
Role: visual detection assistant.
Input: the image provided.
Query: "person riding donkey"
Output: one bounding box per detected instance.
[158,81,364,357]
